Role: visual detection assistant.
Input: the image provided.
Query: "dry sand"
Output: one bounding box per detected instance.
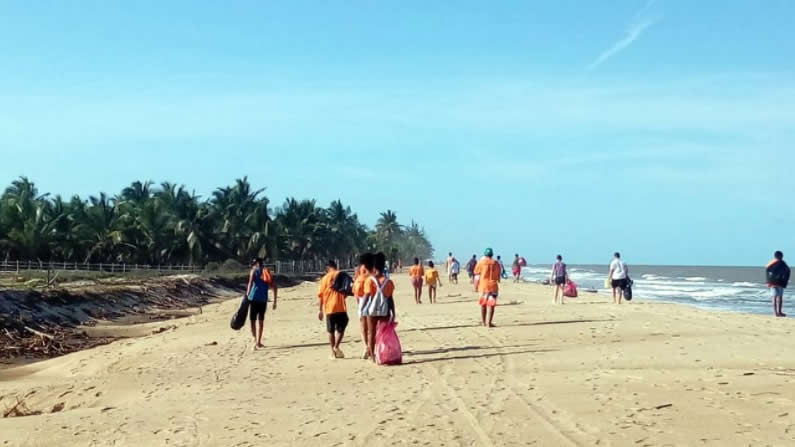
[1,276,794,446]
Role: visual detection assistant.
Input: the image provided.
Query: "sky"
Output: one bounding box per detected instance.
[1,0,794,266]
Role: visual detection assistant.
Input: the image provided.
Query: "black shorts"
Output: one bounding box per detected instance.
[612,279,628,289]
[249,301,267,321]
[326,312,349,334]
[555,276,566,286]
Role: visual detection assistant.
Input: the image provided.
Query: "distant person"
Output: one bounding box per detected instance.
[409,257,425,304]
[450,258,460,284]
[424,261,443,304]
[354,253,375,359]
[512,254,522,283]
[497,255,508,280]
[474,248,501,327]
[446,252,454,277]
[317,260,349,359]
[245,258,277,350]
[363,252,396,363]
[466,255,477,283]
[608,252,629,304]
[550,255,568,304]
[767,251,791,317]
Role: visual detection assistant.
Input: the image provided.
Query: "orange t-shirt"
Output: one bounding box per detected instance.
[474,257,500,293]
[353,265,369,298]
[424,268,440,286]
[409,265,424,278]
[317,269,347,314]
[364,275,395,298]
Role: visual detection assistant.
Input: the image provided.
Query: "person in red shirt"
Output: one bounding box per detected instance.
[317,260,349,359]
[474,248,501,328]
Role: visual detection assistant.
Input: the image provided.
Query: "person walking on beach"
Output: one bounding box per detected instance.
[245,258,277,350]
[364,252,396,363]
[450,257,460,284]
[447,252,454,279]
[466,255,477,283]
[318,260,349,359]
[511,254,522,283]
[608,252,629,304]
[474,248,501,327]
[766,251,791,317]
[409,257,424,304]
[550,255,568,305]
[354,253,375,358]
[424,261,443,304]
[497,255,508,280]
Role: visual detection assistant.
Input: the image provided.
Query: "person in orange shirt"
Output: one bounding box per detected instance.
[363,252,396,363]
[424,261,443,304]
[353,253,374,359]
[408,257,425,304]
[474,248,501,328]
[317,260,349,359]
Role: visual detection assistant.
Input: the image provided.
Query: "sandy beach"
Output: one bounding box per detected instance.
[2,275,794,446]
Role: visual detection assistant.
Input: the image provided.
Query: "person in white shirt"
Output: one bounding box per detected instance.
[608,252,629,304]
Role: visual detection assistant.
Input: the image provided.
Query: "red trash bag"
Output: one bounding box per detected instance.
[519,257,527,267]
[375,321,403,365]
[563,280,578,298]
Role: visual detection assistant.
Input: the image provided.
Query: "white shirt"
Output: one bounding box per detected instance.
[610,259,628,280]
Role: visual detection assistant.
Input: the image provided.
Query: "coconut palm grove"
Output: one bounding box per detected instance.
[0,177,434,267]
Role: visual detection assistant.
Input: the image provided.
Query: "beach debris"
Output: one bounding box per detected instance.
[654,403,673,410]
[743,372,755,376]
[3,397,41,418]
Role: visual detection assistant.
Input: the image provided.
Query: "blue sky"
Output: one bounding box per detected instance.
[1,0,793,266]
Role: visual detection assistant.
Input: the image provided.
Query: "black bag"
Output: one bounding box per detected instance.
[623,277,633,301]
[767,261,791,288]
[331,271,354,297]
[230,295,250,330]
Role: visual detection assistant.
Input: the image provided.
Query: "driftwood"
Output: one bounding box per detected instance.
[23,326,54,340]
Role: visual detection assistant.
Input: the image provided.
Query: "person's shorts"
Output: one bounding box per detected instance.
[479,293,498,307]
[612,278,628,289]
[513,268,521,276]
[412,277,424,288]
[555,276,566,286]
[326,312,349,333]
[771,287,785,298]
[249,300,268,321]
[451,273,458,281]
[357,297,367,318]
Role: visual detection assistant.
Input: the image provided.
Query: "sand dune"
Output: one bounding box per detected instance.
[2,277,794,446]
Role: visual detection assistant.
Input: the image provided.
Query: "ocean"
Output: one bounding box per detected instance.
[521,264,782,315]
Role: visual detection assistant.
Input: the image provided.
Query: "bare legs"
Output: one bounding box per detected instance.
[480,305,496,328]
[413,284,422,304]
[366,317,386,363]
[359,316,369,358]
[428,285,437,304]
[250,318,264,349]
[774,294,786,317]
[553,284,565,304]
[613,287,624,304]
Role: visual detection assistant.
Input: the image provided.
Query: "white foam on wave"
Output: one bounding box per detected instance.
[641,274,668,280]
[683,277,708,282]
[731,281,758,288]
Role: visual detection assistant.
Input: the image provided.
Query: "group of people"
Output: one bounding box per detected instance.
[242,249,791,359]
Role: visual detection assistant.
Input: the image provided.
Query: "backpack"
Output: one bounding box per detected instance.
[331,271,354,297]
[767,261,791,288]
[261,268,273,286]
[362,276,391,317]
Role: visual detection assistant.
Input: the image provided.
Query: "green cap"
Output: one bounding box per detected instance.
[484,247,493,257]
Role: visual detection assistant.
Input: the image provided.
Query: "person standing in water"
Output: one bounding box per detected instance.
[550,255,568,305]
[474,248,501,328]
[353,253,375,358]
[512,254,522,283]
[424,261,443,304]
[608,252,629,304]
[409,257,424,304]
[317,260,349,359]
[245,258,277,350]
[766,251,791,317]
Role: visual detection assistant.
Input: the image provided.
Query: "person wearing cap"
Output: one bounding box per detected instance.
[474,248,501,327]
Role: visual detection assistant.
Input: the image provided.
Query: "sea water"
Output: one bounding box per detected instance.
[521,264,781,315]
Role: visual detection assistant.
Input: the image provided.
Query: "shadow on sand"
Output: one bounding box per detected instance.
[404,347,556,365]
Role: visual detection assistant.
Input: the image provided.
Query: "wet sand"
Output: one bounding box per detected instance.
[1,277,794,446]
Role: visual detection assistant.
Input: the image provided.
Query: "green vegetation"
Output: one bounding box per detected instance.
[0,177,434,266]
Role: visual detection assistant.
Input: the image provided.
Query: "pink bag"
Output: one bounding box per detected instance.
[375,321,403,365]
[563,280,578,298]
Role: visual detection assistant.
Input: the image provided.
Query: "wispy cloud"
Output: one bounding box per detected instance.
[587,0,658,70]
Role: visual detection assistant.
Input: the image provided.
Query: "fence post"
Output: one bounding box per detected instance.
[16,260,19,274]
